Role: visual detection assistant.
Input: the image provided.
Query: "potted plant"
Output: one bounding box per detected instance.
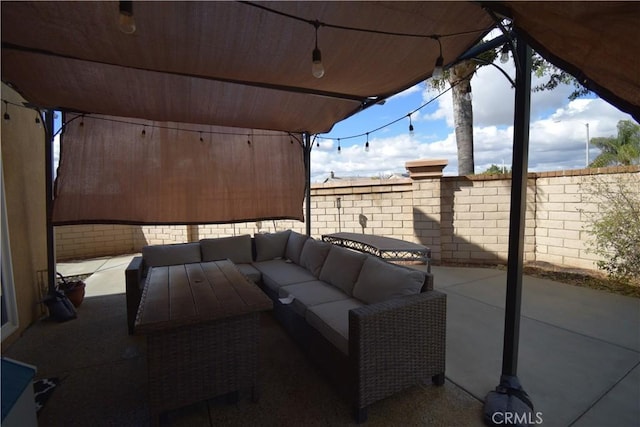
[56,272,86,308]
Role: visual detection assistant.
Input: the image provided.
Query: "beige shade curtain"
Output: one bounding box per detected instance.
[52,114,305,225]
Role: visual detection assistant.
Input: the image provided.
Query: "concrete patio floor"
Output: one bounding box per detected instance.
[4,254,639,426]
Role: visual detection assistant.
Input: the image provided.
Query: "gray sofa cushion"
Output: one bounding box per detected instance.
[285,231,308,265]
[253,259,317,292]
[255,230,292,262]
[200,234,252,264]
[299,239,332,277]
[352,257,425,305]
[278,281,351,317]
[142,242,201,267]
[319,246,366,296]
[236,263,261,283]
[305,298,364,356]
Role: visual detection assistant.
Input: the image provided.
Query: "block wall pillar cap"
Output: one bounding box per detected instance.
[405,159,448,179]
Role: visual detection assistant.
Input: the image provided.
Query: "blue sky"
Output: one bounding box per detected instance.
[311,53,636,183]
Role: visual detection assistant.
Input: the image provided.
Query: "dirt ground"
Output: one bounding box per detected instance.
[440,261,640,298]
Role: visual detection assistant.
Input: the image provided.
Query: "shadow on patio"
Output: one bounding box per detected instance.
[3,255,639,426]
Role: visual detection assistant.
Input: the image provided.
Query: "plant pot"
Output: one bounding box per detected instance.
[62,281,86,308]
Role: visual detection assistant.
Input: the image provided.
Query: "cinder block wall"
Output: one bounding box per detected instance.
[54,166,639,275]
[439,175,536,264]
[533,169,637,270]
[55,224,138,260]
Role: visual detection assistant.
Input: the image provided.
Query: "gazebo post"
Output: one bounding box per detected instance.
[44,110,56,295]
[484,33,535,425]
[303,132,312,237]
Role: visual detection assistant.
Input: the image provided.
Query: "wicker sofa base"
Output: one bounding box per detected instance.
[146,313,260,424]
[260,282,446,423]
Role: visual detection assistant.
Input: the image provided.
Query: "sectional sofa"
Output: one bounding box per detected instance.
[125,230,446,422]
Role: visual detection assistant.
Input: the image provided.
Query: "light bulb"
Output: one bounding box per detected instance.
[500,46,510,64]
[312,48,325,78]
[409,124,415,137]
[432,56,444,79]
[118,1,136,34]
[365,141,369,152]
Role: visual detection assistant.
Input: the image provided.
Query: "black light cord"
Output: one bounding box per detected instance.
[316,65,480,143]
[239,1,488,40]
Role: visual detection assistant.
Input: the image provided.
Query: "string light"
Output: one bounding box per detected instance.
[141,126,146,137]
[118,1,136,34]
[199,132,203,142]
[312,21,325,78]
[365,133,369,152]
[337,138,341,154]
[432,36,444,79]
[464,84,473,102]
[408,115,415,136]
[315,65,473,144]
[3,101,10,121]
[247,133,252,145]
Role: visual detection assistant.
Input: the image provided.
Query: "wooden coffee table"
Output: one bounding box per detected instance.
[135,259,272,423]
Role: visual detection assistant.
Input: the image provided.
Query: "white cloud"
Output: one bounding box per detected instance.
[313,47,635,181]
[312,94,634,181]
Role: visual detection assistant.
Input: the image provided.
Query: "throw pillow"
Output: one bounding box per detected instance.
[299,239,332,277]
[200,234,252,264]
[255,230,292,262]
[352,256,425,304]
[142,242,202,267]
[285,231,309,265]
[319,246,366,296]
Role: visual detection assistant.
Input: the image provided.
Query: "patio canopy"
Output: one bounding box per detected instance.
[1,1,639,225]
[51,114,305,225]
[2,1,638,132]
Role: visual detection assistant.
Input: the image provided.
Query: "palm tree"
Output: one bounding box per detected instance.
[430,38,590,176]
[589,120,640,167]
[449,60,477,175]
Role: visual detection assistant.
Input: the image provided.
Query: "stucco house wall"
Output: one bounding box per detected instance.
[1,83,48,346]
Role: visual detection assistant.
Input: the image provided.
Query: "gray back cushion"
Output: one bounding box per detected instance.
[352,257,425,304]
[319,246,366,295]
[285,231,309,265]
[255,230,292,262]
[299,239,332,277]
[142,242,201,267]
[200,234,252,264]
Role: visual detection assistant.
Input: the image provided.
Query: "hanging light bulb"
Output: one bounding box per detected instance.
[432,37,444,79]
[432,56,444,79]
[311,21,325,78]
[500,44,510,64]
[3,101,10,121]
[365,133,370,152]
[199,132,204,142]
[118,1,136,34]
[141,126,146,137]
[464,84,473,102]
[337,138,341,154]
[408,115,415,137]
